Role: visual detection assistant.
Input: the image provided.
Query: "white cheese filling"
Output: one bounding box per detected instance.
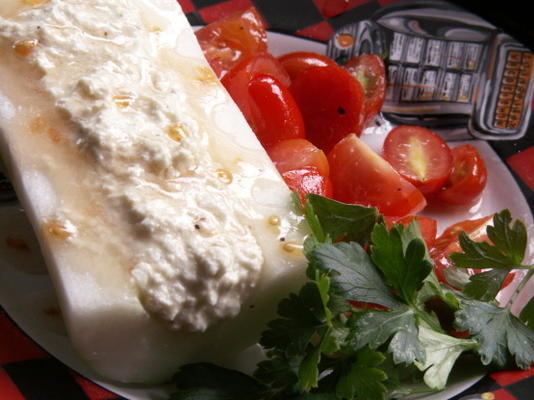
[0,0,267,332]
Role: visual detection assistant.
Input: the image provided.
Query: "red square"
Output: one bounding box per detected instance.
[176,0,195,14]
[491,366,534,386]
[0,312,48,364]
[296,21,335,43]
[0,367,24,400]
[198,0,254,24]
[71,372,118,400]
[312,0,371,19]
[492,388,518,400]
[507,146,534,191]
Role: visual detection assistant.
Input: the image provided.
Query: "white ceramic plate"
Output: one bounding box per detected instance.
[0,31,533,400]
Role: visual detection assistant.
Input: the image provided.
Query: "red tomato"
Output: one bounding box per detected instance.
[195,7,267,79]
[343,54,386,126]
[290,65,365,153]
[385,215,438,249]
[267,138,329,176]
[435,144,487,206]
[278,51,337,81]
[268,139,331,202]
[429,215,517,290]
[247,74,305,148]
[281,168,333,203]
[328,134,427,217]
[383,126,452,196]
[222,52,291,125]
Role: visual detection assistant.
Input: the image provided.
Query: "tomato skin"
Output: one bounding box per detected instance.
[221,52,291,126]
[435,144,487,206]
[383,126,452,196]
[385,215,437,249]
[195,7,267,79]
[343,54,386,127]
[281,167,333,203]
[267,138,329,177]
[328,134,427,217]
[247,74,305,148]
[278,51,337,81]
[290,65,365,153]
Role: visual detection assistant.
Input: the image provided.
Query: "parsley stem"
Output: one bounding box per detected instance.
[504,268,534,309]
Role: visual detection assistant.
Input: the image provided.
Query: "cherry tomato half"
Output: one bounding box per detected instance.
[290,65,365,153]
[281,167,333,203]
[195,7,267,79]
[383,126,452,196]
[267,138,329,177]
[328,134,427,217]
[247,74,305,148]
[278,51,337,82]
[222,52,291,127]
[435,144,487,206]
[343,54,386,127]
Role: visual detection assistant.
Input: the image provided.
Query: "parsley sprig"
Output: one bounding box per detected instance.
[170,196,534,400]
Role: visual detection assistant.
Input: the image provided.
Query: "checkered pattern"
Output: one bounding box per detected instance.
[1,1,533,399]
[0,308,123,400]
[451,368,534,400]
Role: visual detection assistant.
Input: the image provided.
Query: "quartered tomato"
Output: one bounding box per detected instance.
[343,54,386,127]
[247,74,305,148]
[385,215,438,249]
[290,65,365,153]
[267,138,329,176]
[221,52,291,127]
[278,51,337,81]
[383,126,452,196]
[195,7,267,79]
[435,144,487,206]
[328,134,427,217]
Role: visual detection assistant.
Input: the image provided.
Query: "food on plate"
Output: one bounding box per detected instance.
[383,125,453,196]
[195,7,268,79]
[290,64,365,154]
[328,134,427,217]
[278,51,338,81]
[267,139,332,201]
[435,144,488,206]
[0,0,308,383]
[246,73,305,148]
[343,54,386,127]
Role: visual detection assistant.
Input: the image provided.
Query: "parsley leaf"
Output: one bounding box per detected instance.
[520,296,534,330]
[307,242,400,309]
[462,269,510,301]
[305,194,380,244]
[347,306,425,365]
[335,348,388,400]
[370,223,432,304]
[455,298,534,369]
[261,282,326,357]
[450,210,529,271]
[415,325,478,390]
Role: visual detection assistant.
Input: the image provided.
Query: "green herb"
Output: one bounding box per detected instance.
[170,199,533,400]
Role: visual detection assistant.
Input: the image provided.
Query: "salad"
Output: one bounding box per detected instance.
[164,7,534,399]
